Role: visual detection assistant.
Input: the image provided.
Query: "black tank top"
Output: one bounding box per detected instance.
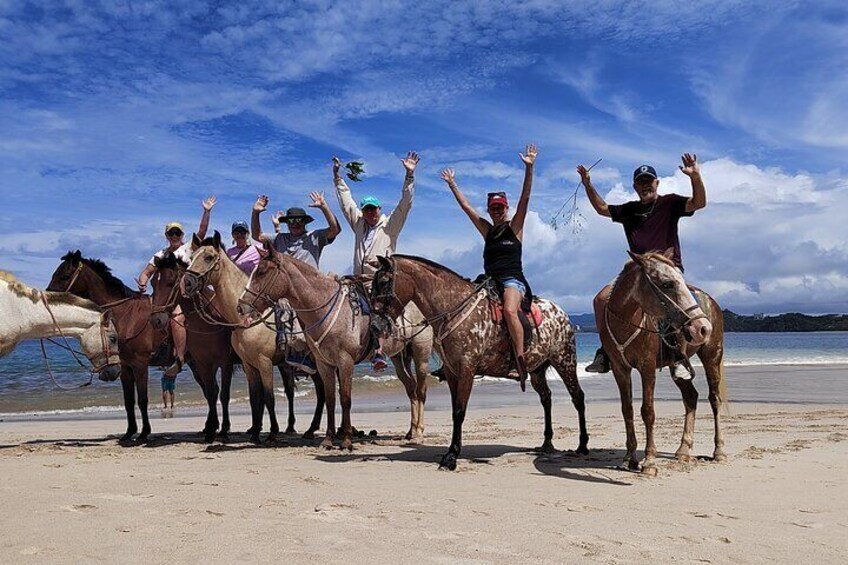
[483,223,524,279]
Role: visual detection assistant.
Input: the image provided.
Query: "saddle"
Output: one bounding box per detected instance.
[149,336,174,368]
[477,276,542,351]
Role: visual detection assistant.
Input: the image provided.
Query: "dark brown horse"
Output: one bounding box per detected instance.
[598,249,727,474]
[150,252,325,440]
[370,255,588,470]
[48,251,166,442]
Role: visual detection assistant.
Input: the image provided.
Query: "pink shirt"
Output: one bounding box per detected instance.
[226,244,261,275]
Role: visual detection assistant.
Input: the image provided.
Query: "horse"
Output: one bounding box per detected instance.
[181,232,326,443]
[598,249,727,474]
[370,254,589,471]
[1,271,121,380]
[47,251,172,442]
[150,251,324,440]
[231,237,435,450]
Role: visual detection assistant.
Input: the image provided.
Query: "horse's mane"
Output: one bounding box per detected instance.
[391,254,471,283]
[156,252,188,270]
[61,251,138,298]
[1,270,99,309]
[641,251,676,268]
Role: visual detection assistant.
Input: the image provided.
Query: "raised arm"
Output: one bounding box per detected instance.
[308,191,341,240]
[577,164,610,217]
[385,151,418,235]
[440,168,490,239]
[333,156,362,228]
[197,195,216,239]
[680,153,706,212]
[251,194,269,242]
[510,144,537,238]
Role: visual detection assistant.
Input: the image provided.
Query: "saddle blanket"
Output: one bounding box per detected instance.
[488,299,543,327]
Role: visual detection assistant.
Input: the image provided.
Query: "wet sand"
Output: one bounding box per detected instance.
[0,365,846,564]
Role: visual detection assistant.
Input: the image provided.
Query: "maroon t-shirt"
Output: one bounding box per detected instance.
[608,193,694,270]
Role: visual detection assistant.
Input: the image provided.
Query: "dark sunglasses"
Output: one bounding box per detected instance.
[166,229,183,237]
[487,191,507,199]
[287,218,306,224]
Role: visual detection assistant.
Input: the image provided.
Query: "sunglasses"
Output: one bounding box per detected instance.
[487,191,507,199]
[287,218,306,224]
[166,230,183,237]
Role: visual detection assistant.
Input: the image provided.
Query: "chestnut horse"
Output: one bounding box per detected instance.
[150,251,324,440]
[599,249,727,474]
[370,254,588,471]
[48,251,168,442]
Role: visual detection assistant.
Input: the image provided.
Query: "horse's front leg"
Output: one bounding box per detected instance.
[277,363,297,435]
[337,358,355,451]
[243,364,263,443]
[135,366,151,443]
[440,371,474,471]
[219,357,234,439]
[638,363,658,475]
[304,372,325,439]
[698,344,727,462]
[258,360,279,442]
[119,365,137,443]
[671,372,699,461]
[388,347,418,442]
[529,369,554,453]
[611,363,638,470]
[316,360,336,449]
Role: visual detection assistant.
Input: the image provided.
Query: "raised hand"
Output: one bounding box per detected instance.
[271,210,283,228]
[332,156,341,176]
[519,143,538,166]
[401,151,420,174]
[308,191,327,208]
[202,194,217,211]
[576,164,591,184]
[679,153,699,176]
[440,168,456,187]
[253,194,269,213]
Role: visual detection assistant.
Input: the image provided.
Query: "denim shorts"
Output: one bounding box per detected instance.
[161,375,176,393]
[500,277,527,297]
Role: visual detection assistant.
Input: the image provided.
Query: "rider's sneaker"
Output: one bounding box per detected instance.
[163,359,183,379]
[372,353,388,372]
[670,361,694,381]
[286,353,317,375]
[585,347,611,373]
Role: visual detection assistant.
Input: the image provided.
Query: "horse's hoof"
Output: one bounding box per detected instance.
[534,441,555,454]
[713,451,728,463]
[203,431,216,444]
[249,434,261,444]
[266,434,278,444]
[217,432,229,443]
[627,459,640,471]
[320,438,334,450]
[245,427,256,435]
[641,465,658,477]
[675,451,692,462]
[576,445,589,455]
[302,429,316,440]
[404,430,413,441]
[438,453,457,471]
[285,427,297,435]
[341,438,353,451]
[119,433,135,444]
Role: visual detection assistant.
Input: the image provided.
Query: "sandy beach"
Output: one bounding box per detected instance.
[1,366,846,564]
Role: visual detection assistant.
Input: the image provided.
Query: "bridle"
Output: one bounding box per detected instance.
[150,263,185,316]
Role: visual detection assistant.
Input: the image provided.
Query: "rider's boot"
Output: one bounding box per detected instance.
[586,347,611,373]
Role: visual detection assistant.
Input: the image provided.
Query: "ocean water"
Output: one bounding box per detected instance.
[1,332,846,417]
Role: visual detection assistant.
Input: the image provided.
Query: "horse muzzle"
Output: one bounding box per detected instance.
[683,317,712,346]
[183,272,202,296]
[98,364,121,382]
[150,312,170,331]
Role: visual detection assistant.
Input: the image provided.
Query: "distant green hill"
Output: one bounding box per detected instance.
[569,311,848,333]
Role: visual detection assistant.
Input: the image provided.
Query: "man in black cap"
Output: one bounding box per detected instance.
[251,191,341,269]
[579,153,706,376]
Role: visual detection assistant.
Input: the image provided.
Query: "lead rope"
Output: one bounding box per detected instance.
[39,293,96,389]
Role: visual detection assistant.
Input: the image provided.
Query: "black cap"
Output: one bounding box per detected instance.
[633,165,657,181]
[278,207,315,224]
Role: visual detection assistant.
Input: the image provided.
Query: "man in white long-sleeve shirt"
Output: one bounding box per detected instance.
[334,151,419,369]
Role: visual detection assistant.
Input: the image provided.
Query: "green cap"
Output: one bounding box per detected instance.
[359,195,381,209]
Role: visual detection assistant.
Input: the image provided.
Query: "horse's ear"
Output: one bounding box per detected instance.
[191,233,201,250]
[377,256,392,271]
[213,230,221,249]
[153,255,161,267]
[661,247,675,261]
[72,250,82,262]
[627,250,644,266]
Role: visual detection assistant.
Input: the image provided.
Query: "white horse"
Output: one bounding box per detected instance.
[0,271,121,380]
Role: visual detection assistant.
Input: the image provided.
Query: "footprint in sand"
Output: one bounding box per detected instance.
[61,504,97,513]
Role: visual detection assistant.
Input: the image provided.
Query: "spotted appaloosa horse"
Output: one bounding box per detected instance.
[599,249,727,475]
[371,254,588,471]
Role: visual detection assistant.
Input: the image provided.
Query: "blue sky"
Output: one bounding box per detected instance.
[1,0,846,314]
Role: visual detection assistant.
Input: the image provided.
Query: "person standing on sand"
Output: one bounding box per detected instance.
[333,152,419,371]
[137,195,216,379]
[581,154,707,379]
[161,373,175,410]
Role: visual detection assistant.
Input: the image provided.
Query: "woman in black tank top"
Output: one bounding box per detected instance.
[440,144,538,387]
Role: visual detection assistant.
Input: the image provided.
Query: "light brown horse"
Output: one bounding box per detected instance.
[182,233,327,443]
[236,240,435,450]
[150,251,324,441]
[599,249,726,474]
[370,254,588,471]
